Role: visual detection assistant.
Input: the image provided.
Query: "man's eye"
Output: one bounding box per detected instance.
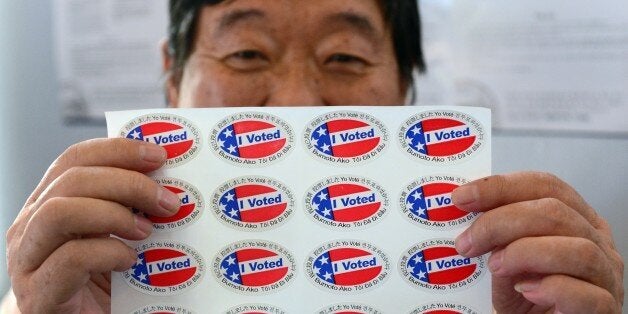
[324,53,369,74]
[224,50,270,71]
[326,53,365,64]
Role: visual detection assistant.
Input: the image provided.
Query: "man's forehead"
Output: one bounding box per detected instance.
[200,0,386,34]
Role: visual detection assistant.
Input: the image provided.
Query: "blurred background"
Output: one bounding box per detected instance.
[1,0,626,310]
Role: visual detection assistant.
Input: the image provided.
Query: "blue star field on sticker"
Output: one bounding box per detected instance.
[131,253,150,284]
[311,124,333,156]
[313,252,335,283]
[218,125,240,157]
[406,251,429,282]
[221,253,243,284]
[405,122,427,154]
[406,187,428,219]
[312,188,333,219]
[220,189,241,221]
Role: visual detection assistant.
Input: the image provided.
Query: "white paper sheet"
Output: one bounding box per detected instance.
[417,0,628,134]
[54,0,168,122]
[106,106,492,313]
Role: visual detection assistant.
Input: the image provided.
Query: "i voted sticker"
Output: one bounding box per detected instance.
[305,176,389,230]
[304,111,388,165]
[213,240,296,295]
[399,239,486,293]
[399,110,485,164]
[123,241,205,296]
[120,113,201,168]
[130,304,194,314]
[210,112,294,167]
[400,175,477,230]
[225,304,286,314]
[211,176,295,232]
[149,177,203,232]
[305,240,390,294]
[410,302,480,314]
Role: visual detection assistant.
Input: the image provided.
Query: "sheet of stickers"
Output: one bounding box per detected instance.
[107,106,492,314]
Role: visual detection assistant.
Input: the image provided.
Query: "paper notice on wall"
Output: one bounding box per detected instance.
[106,106,492,313]
[53,0,168,123]
[417,0,628,134]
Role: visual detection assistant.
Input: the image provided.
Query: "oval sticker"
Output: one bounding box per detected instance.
[399,239,486,293]
[398,110,485,164]
[306,240,390,293]
[400,175,477,230]
[213,240,296,295]
[120,113,201,168]
[148,177,203,232]
[304,111,388,165]
[210,112,294,167]
[211,176,294,231]
[123,241,205,296]
[305,176,388,230]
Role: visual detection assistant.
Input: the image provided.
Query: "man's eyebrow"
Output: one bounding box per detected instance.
[217,9,266,32]
[324,12,379,38]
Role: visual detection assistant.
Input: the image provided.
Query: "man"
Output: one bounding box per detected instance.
[3,0,623,313]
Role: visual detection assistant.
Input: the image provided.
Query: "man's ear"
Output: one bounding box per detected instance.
[161,38,180,108]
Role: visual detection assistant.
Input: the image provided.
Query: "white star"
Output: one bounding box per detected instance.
[417,270,426,279]
[313,266,321,275]
[129,130,141,139]
[317,192,328,202]
[320,143,331,152]
[406,265,415,273]
[229,272,240,281]
[318,256,329,265]
[217,138,226,148]
[225,192,235,202]
[410,126,422,136]
[135,257,143,266]
[226,145,237,154]
[223,128,233,138]
[316,127,327,137]
[411,190,423,200]
[138,272,147,282]
[406,201,414,211]
[311,138,319,147]
[226,256,236,265]
[415,141,425,151]
[412,254,423,264]
[417,206,426,216]
[322,208,332,217]
[219,203,227,212]
[322,271,332,281]
[405,136,413,146]
[229,209,239,217]
[221,266,229,275]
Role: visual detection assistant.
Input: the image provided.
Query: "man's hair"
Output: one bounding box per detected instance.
[168,0,425,88]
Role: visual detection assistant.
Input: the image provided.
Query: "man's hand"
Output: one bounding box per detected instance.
[5,138,179,313]
[452,172,624,314]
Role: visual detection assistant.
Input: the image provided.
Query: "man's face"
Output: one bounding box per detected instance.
[166,0,405,108]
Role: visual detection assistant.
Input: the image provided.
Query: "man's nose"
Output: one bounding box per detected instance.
[265,65,325,106]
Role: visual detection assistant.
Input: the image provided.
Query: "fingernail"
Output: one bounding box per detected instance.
[488,250,503,273]
[455,231,472,255]
[158,188,180,214]
[514,280,540,293]
[139,144,166,163]
[451,184,479,209]
[134,215,154,237]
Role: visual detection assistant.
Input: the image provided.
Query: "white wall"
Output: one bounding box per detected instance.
[1,0,626,310]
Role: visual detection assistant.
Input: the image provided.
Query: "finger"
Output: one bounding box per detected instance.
[451,172,599,225]
[26,138,166,207]
[17,197,154,272]
[29,238,136,311]
[35,166,179,217]
[514,275,620,314]
[488,237,618,296]
[454,198,600,257]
